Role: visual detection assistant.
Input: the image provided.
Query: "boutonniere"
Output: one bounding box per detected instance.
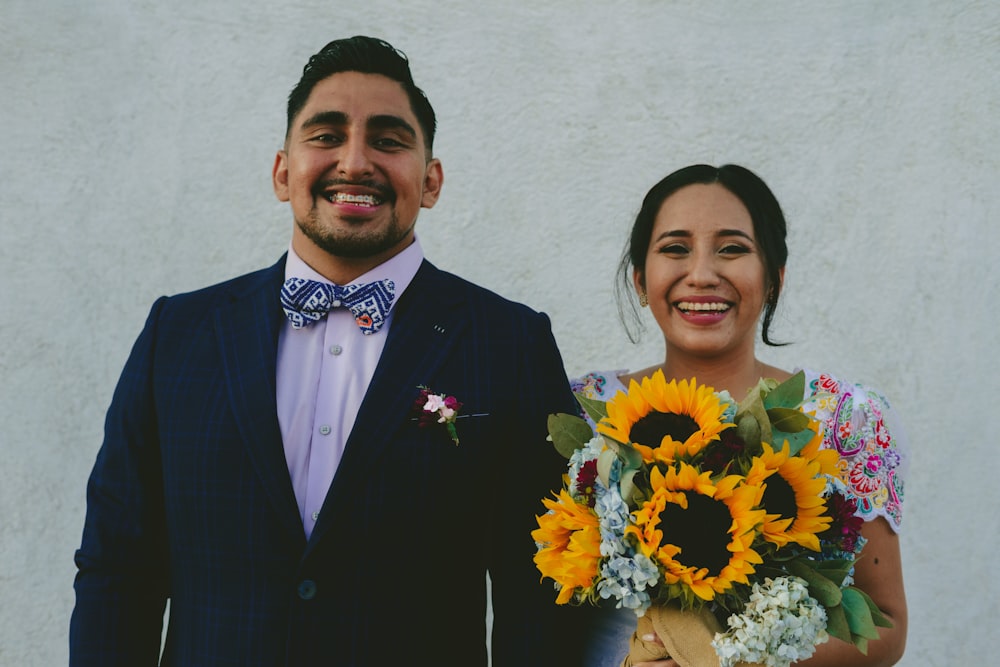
[413,386,463,445]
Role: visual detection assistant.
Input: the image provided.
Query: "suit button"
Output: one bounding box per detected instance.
[297,579,317,600]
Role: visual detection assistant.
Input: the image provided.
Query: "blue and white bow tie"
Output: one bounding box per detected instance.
[280,277,396,335]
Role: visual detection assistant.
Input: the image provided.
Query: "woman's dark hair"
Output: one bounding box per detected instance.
[285,36,436,152]
[616,163,789,346]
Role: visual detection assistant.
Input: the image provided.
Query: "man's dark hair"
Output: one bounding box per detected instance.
[285,35,437,152]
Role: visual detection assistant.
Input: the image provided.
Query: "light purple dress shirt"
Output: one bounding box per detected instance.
[276,238,423,539]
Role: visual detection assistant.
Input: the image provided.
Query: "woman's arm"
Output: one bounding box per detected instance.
[799,516,908,666]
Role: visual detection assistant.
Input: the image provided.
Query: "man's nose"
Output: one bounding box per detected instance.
[337,136,374,178]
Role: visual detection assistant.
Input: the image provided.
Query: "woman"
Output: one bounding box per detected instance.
[573,164,908,666]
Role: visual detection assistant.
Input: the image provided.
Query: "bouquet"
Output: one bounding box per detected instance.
[532,370,891,667]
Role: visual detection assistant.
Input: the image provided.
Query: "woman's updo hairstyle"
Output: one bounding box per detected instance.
[616,163,788,346]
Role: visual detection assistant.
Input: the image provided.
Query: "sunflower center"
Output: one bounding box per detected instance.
[658,493,732,575]
[630,411,700,447]
[762,473,797,519]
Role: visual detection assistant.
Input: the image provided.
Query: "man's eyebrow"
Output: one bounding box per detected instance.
[299,110,348,131]
[367,114,417,140]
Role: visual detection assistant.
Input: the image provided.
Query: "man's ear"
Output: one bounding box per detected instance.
[420,158,443,209]
[272,150,290,202]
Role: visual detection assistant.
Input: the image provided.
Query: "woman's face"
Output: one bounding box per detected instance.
[635,183,776,362]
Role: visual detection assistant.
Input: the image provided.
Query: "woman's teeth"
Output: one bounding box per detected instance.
[677,301,730,312]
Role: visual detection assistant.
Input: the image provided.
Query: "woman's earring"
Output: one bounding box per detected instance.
[639,292,649,308]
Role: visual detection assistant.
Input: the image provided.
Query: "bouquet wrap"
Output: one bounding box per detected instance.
[622,605,763,667]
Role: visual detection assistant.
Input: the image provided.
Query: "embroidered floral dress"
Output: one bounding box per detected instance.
[570,368,909,667]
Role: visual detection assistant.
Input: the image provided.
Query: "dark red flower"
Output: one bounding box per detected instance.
[576,459,599,507]
[820,490,864,553]
[701,428,746,474]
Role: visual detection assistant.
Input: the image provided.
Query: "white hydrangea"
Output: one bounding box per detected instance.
[711,576,828,667]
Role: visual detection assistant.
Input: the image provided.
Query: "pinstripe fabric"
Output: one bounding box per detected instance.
[71,256,592,666]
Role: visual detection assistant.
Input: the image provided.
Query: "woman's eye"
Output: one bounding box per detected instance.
[720,244,752,255]
[659,244,689,255]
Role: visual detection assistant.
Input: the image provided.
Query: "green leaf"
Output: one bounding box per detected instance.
[763,370,806,410]
[766,407,811,434]
[842,587,881,641]
[546,413,594,459]
[786,558,842,608]
[811,559,854,588]
[736,413,762,450]
[824,603,851,644]
[771,427,818,456]
[596,447,618,488]
[575,392,608,424]
[746,399,772,445]
[852,586,894,629]
[620,468,641,507]
[618,441,645,471]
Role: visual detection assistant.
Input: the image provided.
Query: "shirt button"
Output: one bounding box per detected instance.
[311,511,320,521]
[329,345,343,355]
[297,579,317,600]
[331,299,342,307]
[319,425,331,436]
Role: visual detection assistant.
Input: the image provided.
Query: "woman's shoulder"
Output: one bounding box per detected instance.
[797,368,908,531]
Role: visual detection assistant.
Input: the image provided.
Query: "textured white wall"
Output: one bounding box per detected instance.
[2,1,997,664]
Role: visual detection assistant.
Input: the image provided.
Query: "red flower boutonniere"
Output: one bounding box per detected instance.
[413,386,463,445]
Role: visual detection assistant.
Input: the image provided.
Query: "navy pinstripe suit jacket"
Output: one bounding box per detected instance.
[70,256,590,666]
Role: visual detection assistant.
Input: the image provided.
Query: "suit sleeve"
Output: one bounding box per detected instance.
[70,298,170,666]
[488,310,594,667]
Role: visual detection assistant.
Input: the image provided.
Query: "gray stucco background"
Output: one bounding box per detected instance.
[2,1,997,664]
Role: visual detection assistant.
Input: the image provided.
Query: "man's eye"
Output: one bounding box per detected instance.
[373,137,404,149]
[311,134,342,144]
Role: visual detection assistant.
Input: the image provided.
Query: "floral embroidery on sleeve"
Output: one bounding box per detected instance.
[571,371,628,420]
[804,373,905,530]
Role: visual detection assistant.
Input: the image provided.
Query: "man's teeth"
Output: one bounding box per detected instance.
[328,193,380,205]
[677,301,730,312]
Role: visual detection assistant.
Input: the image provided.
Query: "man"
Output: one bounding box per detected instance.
[71,36,585,666]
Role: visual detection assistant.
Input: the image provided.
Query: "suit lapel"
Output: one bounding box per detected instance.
[215,257,304,543]
[307,261,467,547]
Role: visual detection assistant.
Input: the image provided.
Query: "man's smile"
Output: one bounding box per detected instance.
[325,192,383,206]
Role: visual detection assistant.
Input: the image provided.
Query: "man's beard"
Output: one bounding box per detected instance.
[295,207,414,260]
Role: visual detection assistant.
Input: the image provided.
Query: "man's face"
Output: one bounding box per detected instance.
[273,71,443,280]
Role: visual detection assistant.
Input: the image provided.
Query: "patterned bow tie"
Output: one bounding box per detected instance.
[280,277,396,335]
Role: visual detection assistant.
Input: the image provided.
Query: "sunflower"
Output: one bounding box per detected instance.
[532,489,602,604]
[626,463,765,604]
[744,435,840,552]
[597,371,732,465]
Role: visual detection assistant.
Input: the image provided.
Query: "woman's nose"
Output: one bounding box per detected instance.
[686,251,720,286]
